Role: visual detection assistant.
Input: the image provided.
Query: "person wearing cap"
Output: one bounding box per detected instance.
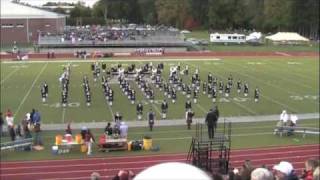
[251,168,273,180]
[273,161,298,180]
[119,122,128,138]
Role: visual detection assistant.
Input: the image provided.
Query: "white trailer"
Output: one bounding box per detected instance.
[210,33,246,44]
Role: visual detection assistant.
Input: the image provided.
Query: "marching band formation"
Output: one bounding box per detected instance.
[42,61,260,129]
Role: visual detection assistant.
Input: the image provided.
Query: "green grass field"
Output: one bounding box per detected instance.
[0,57,319,161]
[1,57,319,124]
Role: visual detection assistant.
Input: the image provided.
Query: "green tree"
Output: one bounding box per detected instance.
[263,0,291,32]
[138,0,157,24]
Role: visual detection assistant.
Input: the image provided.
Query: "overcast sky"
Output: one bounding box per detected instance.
[19,0,99,7]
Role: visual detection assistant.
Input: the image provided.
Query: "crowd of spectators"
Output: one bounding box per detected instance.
[1,108,43,147]
[39,24,181,45]
[87,159,319,180]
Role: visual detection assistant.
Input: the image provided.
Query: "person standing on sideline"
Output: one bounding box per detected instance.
[84,129,95,155]
[6,109,15,141]
[186,109,195,130]
[119,122,128,138]
[33,122,43,146]
[205,106,219,139]
[148,109,155,131]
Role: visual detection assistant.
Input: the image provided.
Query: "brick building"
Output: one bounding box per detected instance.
[0,0,66,45]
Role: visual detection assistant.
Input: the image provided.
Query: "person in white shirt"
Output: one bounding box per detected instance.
[119,122,128,138]
[280,110,289,124]
[289,114,298,126]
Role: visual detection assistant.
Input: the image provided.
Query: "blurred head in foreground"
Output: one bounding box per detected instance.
[133,162,211,180]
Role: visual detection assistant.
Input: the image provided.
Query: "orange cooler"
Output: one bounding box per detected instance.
[55,135,62,145]
[75,134,82,144]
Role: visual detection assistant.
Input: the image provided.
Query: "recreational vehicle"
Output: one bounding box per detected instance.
[210,33,246,44]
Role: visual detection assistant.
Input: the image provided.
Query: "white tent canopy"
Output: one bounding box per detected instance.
[266,32,309,42]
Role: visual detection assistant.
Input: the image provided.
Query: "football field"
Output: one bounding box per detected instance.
[1,57,319,124]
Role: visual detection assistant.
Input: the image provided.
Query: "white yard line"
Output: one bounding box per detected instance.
[14,63,48,117]
[275,52,292,57]
[61,108,66,123]
[210,62,301,111]
[224,61,310,97]
[196,104,208,114]
[232,61,314,90]
[260,94,299,112]
[0,67,19,85]
[187,62,259,115]
[107,103,115,118]
[232,101,258,115]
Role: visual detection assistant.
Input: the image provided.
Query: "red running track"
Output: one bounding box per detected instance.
[1,144,319,180]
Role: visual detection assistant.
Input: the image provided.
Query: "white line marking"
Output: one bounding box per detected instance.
[2,158,186,170]
[1,144,317,165]
[0,68,19,85]
[1,160,185,176]
[260,94,299,112]
[107,103,115,118]
[187,62,258,115]
[211,61,301,111]
[14,63,48,117]
[2,155,317,177]
[2,149,318,170]
[223,61,308,97]
[196,104,207,113]
[275,52,292,56]
[237,61,314,91]
[62,108,66,123]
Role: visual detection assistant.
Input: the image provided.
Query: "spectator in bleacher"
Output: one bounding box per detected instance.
[6,109,15,141]
[251,168,273,180]
[301,159,319,180]
[0,112,4,136]
[272,161,298,180]
[119,122,128,138]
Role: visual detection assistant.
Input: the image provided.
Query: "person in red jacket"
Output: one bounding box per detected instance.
[301,159,318,180]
